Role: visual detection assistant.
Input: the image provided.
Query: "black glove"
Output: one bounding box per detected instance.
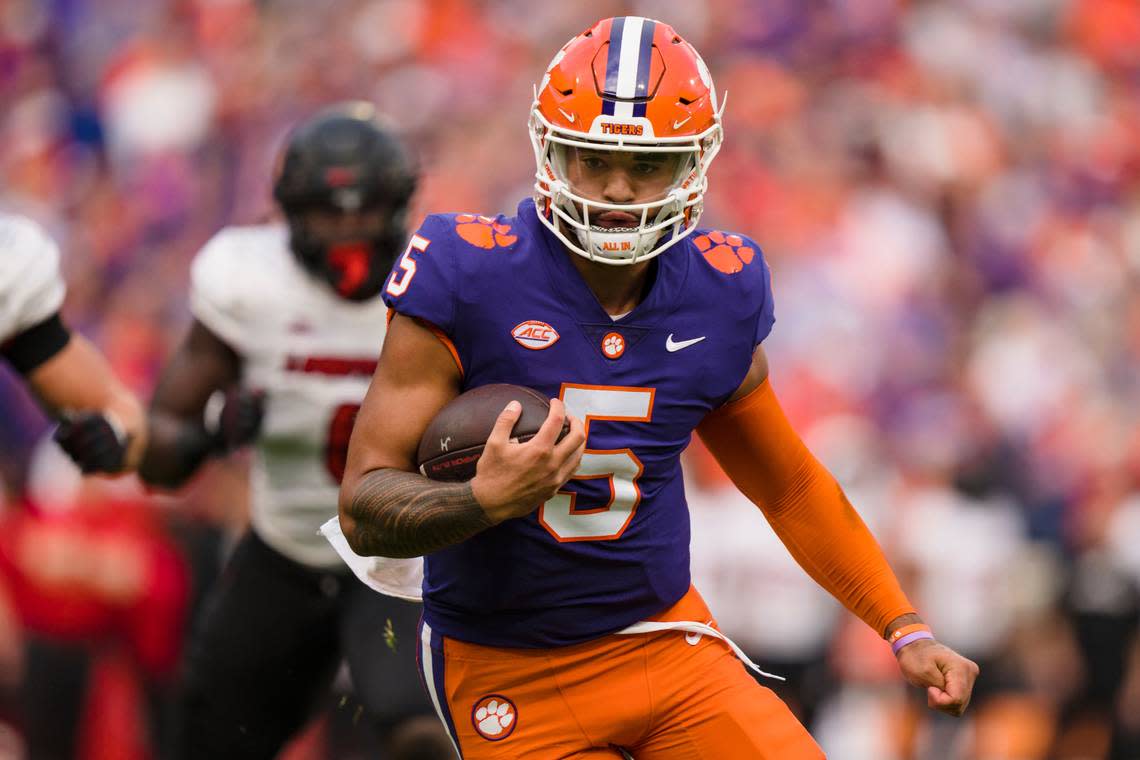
[210,388,265,453]
[54,411,128,474]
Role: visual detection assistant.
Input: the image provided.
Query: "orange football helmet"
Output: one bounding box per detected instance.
[530,17,725,265]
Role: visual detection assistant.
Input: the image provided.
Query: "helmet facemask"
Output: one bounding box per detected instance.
[285,199,409,302]
[530,99,723,266]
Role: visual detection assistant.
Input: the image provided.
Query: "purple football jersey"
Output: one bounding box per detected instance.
[383,200,774,647]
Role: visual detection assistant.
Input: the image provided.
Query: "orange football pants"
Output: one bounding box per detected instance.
[418,586,825,759]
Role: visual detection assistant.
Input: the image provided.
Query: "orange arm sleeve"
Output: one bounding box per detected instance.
[696,379,915,636]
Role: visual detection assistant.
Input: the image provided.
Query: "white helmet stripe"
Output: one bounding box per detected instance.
[613,17,645,118]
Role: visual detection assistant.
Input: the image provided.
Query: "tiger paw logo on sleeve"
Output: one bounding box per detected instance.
[472,694,518,741]
[456,215,518,249]
[693,231,755,274]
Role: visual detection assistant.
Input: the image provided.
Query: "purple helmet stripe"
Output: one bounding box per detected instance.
[602,16,626,116]
[632,19,656,117]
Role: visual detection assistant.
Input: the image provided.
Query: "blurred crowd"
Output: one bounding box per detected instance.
[1,0,1138,758]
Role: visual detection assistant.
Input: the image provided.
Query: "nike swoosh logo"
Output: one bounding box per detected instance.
[558,108,576,123]
[666,334,705,352]
[672,116,691,130]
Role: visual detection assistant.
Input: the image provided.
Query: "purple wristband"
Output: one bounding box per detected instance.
[891,630,934,655]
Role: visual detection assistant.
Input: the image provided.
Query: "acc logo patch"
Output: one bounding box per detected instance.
[472,694,517,741]
[512,320,560,350]
[456,215,518,249]
[601,331,625,359]
[694,231,755,274]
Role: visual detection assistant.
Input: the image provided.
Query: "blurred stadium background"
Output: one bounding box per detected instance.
[1,0,1139,758]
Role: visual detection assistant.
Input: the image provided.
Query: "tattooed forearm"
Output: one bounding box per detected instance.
[344,468,493,558]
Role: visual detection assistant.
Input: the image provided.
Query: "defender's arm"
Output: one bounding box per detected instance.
[19,319,146,472]
[139,320,255,489]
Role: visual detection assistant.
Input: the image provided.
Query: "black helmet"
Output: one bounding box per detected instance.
[273,102,417,301]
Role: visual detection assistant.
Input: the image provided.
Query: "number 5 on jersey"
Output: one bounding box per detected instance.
[539,384,655,542]
[385,235,430,297]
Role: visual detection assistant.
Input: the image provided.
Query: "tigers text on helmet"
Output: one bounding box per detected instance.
[530,17,725,266]
[273,102,417,301]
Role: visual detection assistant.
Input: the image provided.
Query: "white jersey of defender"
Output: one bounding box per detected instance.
[191,224,389,568]
[0,213,67,345]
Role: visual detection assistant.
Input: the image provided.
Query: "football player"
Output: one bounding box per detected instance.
[139,103,447,759]
[340,17,979,758]
[0,213,144,474]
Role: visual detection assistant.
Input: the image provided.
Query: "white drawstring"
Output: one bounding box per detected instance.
[319,517,785,684]
[616,620,785,681]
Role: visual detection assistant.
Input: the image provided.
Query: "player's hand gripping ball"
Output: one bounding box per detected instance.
[417,384,569,482]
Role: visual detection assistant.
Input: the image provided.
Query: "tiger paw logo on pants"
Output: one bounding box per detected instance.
[456,215,518,249]
[472,694,517,741]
